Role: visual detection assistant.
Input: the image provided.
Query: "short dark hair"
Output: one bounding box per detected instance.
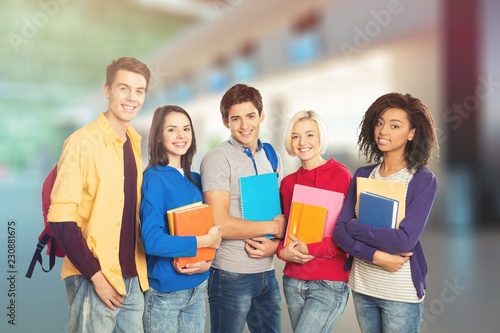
[358,92,439,171]
[220,83,263,120]
[147,105,199,187]
[105,57,151,91]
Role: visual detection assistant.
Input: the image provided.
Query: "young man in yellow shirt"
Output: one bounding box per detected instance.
[47,57,150,333]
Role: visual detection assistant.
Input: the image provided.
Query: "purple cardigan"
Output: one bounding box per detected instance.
[333,164,438,298]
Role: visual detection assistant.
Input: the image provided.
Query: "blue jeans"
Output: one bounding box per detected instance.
[64,275,144,333]
[143,280,207,333]
[283,275,349,333]
[352,290,423,333]
[208,268,281,333]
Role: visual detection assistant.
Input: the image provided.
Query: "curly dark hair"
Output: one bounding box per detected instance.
[146,105,199,188]
[357,92,439,172]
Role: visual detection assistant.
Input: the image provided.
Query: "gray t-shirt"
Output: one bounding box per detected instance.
[200,137,283,274]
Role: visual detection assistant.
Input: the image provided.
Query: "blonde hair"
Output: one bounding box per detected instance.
[284,110,328,156]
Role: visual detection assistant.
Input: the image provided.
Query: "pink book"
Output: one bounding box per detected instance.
[289,184,344,239]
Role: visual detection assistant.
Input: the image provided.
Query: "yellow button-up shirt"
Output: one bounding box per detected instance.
[47,113,148,294]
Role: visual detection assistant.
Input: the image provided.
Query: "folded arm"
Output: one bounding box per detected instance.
[345,170,437,254]
[203,190,286,240]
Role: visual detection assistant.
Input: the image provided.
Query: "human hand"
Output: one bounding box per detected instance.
[197,226,221,249]
[373,250,413,272]
[272,214,286,239]
[244,237,279,259]
[90,271,124,310]
[173,260,212,275]
[206,226,222,249]
[279,235,314,264]
[289,235,310,255]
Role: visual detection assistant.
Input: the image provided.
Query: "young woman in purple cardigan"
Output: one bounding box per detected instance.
[334,92,439,333]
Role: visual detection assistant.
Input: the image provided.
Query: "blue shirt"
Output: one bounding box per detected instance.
[140,165,208,293]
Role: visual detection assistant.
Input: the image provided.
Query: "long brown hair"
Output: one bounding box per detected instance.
[146,105,199,187]
[358,92,439,172]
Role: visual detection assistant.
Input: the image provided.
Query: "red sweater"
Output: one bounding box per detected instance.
[277,158,352,281]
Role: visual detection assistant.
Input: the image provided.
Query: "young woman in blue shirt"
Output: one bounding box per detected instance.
[140,105,221,333]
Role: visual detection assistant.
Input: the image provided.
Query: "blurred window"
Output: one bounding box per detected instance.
[173,80,195,102]
[288,12,323,66]
[208,56,229,92]
[231,42,258,82]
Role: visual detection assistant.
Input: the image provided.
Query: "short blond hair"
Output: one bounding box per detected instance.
[284,110,328,156]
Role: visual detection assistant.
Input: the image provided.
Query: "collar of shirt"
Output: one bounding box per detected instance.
[96,113,142,146]
[227,136,263,158]
[228,136,264,175]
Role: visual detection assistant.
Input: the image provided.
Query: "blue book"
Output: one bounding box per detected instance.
[239,172,281,238]
[358,192,399,228]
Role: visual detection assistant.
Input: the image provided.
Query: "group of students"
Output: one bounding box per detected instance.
[47,56,438,333]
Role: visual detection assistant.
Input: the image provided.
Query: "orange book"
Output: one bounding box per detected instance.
[290,184,344,238]
[285,202,328,245]
[166,202,215,267]
[167,201,204,234]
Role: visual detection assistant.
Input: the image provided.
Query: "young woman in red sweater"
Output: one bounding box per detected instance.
[277,110,352,332]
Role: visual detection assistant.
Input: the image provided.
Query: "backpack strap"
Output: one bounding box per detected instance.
[25,165,59,279]
[262,143,278,174]
[25,230,56,278]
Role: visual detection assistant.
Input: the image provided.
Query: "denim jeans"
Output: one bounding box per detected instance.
[143,280,207,333]
[208,268,281,333]
[283,275,349,333]
[64,275,144,333]
[352,290,423,333]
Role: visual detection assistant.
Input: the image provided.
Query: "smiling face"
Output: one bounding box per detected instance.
[104,69,147,128]
[374,107,416,158]
[223,101,264,152]
[162,111,192,168]
[291,119,322,166]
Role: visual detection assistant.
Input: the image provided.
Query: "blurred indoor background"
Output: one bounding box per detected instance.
[1,0,499,332]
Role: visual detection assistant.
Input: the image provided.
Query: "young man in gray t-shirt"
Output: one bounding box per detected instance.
[201,83,286,333]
